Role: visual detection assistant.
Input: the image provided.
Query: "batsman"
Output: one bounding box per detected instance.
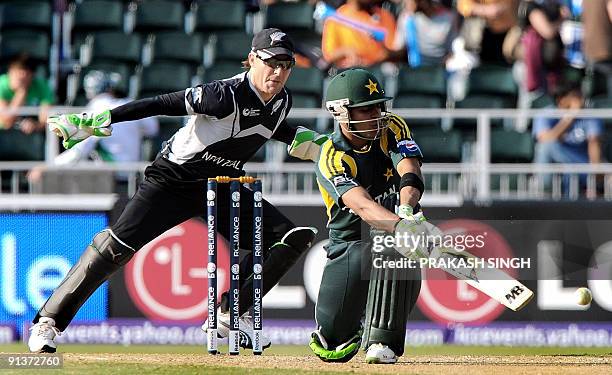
[28,28,319,353]
[308,69,428,364]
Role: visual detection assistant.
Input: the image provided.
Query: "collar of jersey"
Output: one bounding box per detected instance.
[331,129,354,152]
[331,125,380,154]
[246,70,280,106]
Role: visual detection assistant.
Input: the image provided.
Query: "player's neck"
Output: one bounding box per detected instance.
[342,130,371,151]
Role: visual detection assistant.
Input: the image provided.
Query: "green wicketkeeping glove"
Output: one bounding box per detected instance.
[287,126,329,161]
[48,110,112,149]
[309,330,361,363]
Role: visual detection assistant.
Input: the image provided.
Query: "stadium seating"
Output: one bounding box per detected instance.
[454,65,518,130]
[82,31,143,66]
[0,0,52,32]
[152,31,204,67]
[265,2,315,32]
[491,129,534,163]
[212,31,252,63]
[584,69,610,100]
[394,65,447,127]
[70,0,124,34]
[530,93,555,109]
[286,67,323,104]
[202,63,244,82]
[0,30,49,65]
[0,129,45,161]
[133,0,185,33]
[138,62,194,98]
[413,127,462,163]
[195,0,246,33]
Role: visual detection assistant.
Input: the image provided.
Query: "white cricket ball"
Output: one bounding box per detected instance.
[574,287,592,306]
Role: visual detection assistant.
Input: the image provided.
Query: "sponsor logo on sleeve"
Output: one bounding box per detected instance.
[398,140,421,156]
[332,174,354,187]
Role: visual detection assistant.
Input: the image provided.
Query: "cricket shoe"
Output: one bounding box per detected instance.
[202,310,271,350]
[28,317,61,353]
[365,343,397,364]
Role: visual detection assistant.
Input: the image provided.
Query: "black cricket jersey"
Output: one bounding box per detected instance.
[143,71,294,189]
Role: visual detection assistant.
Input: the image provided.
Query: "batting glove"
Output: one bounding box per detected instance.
[48,110,112,149]
[393,212,434,260]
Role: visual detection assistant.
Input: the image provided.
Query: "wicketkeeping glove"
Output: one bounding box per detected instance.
[48,110,112,149]
[287,126,329,162]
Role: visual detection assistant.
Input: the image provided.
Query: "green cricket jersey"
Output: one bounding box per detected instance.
[315,113,423,242]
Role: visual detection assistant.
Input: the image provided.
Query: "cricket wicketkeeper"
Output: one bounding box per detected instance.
[28,28,321,353]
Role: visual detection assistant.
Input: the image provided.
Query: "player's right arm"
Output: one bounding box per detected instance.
[342,187,400,233]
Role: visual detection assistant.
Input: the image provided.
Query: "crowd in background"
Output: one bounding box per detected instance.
[0,0,611,196]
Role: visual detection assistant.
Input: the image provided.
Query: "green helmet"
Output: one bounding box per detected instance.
[325,69,392,140]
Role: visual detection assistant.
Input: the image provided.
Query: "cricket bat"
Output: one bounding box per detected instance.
[421,222,534,311]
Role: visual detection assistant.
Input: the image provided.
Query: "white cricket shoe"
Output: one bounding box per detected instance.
[365,343,398,364]
[28,317,61,353]
[202,309,271,350]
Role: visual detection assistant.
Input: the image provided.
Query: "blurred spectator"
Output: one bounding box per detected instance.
[28,71,159,190]
[582,0,612,96]
[322,0,404,68]
[519,0,567,94]
[261,0,319,4]
[394,0,458,67]
[0,54,53,134]
[559,0,584,68]
[533,82,602,190]
[457,0,519,65]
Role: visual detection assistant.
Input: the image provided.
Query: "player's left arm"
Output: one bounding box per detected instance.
[385,113,424,217]
[396,157,423,211]
[273,120,330,162]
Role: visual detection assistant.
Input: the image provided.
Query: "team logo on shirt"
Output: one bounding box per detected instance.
[384,168,394,181]
[271,99,283,114]
[242,108,261,117]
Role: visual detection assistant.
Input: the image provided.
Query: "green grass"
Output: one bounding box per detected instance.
[1,344,610,375]
[2,343,612,356]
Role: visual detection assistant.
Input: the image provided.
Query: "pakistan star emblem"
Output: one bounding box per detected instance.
[365,79,379,95]
[384,168,393,181]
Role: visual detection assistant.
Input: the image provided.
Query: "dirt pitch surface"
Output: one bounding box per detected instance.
[65,352,612,375]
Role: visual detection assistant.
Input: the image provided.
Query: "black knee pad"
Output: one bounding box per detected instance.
[93,230,136,266]
[279,226,317,254]
[34,230,135,330]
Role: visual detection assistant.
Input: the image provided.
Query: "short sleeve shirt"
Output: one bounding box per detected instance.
[0,74,54,106]
[315,113,422,241]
